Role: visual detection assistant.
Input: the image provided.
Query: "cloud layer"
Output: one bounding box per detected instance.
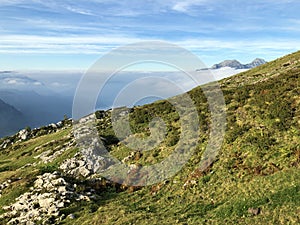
[1,0,300,69]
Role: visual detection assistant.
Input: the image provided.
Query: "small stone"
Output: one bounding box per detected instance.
[49,123,57,129]
[248,207,261,216]
[18,129,30,140]
[68,214,76,219]
[34,178,44,188]
[57,186,67,194]
[3,206,11,211]
[52,178,66,186]
[39,197,55,209]
[78,167,91,177]
[56,202,64,208]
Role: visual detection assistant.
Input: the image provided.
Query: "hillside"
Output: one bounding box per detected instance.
[0,98,27,137]
[0,51,299,224]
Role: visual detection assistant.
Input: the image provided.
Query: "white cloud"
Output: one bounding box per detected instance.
[4,78,25,85]
[0,0,25,5]
[172,0,209,12]
[64,5,94,16]
[0,35,299,55]
[33,81,42,85]
[50,82,68,87]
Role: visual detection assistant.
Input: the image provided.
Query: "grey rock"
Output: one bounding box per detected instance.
[1,172,78,224]
[18,129,30,140]
[68,214,76,220]
[0,139,11,149]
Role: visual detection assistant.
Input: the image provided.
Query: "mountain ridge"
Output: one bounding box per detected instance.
[197,58,266,71]
[211,58,266,69]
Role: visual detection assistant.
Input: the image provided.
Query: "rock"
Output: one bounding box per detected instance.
[48,205,59,215]
[248,207,261,216]
[34,178,44,188]
[27,209,40,218]
[183,179,198,189]
[56,121,63,128]
[68,214,76,220]
[18,129,30,140]
[27,219,37,225]
[122,152,135,163]
[1,171,79,224]
[56,202,64,208]
[13,202,27,211]
[76,194,90,202]
[38,196,55,209]
[3,205,11,211]
[60,157,93,178]
[51,178,66,186]
[21,163,33,169]
[78,166,91,177]
[0,139,11,149]
[282,62,291,67]
[57,186,67,194]
[49,123,57,129]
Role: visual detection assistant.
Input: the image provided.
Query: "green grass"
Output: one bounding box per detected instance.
[0,50,300,224]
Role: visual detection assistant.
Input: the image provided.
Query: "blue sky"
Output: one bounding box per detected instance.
[1,0,300,70]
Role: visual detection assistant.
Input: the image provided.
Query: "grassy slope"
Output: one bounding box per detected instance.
[0,51,299,224]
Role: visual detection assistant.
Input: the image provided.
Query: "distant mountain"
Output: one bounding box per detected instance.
[212,59,245,69]
[211,58,266,70]
[0,98,27,137]
[245,58,267,68]
[0,89,72,130]
[0,71,73,136]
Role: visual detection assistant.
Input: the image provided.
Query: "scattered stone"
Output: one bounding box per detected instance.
[56,121,63,128]
[122,151,143,163]
[0,118,72,149]
[0,139,12,149]
[59,158,92,178]
[1,170,96,224]
[18,129,30,140]
[0,114,112,224]
[248,207,261,216]
[68,214,76,220]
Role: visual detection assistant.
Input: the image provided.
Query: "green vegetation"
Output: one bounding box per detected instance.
[0,50,299,224]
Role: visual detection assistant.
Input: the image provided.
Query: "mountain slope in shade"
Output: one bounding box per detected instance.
[0,89,72,130]
[0,98,26,137]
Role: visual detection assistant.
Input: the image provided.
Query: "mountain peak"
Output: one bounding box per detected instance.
[247,58,267,68]
[211,60,244,69]
[211,58,266,70]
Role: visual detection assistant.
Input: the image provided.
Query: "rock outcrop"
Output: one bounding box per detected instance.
[1,172,96,224]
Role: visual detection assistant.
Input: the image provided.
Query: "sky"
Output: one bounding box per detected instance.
[1,0,300,70]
